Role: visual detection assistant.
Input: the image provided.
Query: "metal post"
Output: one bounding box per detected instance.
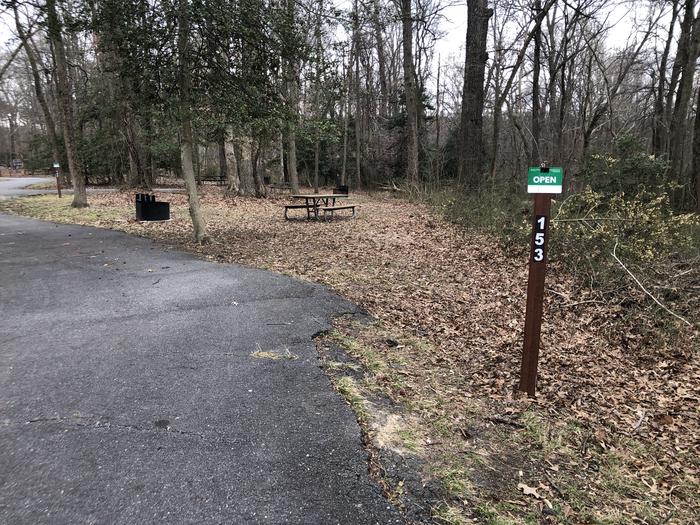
[518,192,551,396]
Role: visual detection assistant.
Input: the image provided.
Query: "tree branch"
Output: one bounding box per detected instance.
[611,242,693,327]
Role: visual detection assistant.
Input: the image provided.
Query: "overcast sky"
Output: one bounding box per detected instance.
[0,1,668,81]
[434,2,659,68]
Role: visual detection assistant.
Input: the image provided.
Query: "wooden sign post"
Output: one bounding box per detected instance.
[518,165,562,396]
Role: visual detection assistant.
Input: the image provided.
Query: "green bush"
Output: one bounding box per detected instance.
[550,186,699,330]
[23,134,55,173]
[430,178,698,335]
[552,187,698,272]
[577,134,671,195]
[427,182,531,246]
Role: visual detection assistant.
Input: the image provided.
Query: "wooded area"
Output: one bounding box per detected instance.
[0,1,698,522]
[1,0,699,225]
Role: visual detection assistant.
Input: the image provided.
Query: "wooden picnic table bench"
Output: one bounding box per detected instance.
[284,203,317,220]
[199,174,226,185]
[284,193,355,220]
[319,204,356,219]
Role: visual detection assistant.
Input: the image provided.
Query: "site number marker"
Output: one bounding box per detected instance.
[518,166,562,396]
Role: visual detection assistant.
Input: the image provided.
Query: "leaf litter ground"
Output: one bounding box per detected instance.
[2,189,697,524]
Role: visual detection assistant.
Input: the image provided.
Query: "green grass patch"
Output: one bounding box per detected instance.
[330,330,385,374]
[335,376,369,423]
[0,195,126,224]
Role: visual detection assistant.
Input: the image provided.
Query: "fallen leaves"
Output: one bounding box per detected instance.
[517,482,553,509]
[2,188,698,523]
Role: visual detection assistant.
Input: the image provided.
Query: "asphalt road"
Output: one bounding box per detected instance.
[0,215,401,524]
[0,177,55,199]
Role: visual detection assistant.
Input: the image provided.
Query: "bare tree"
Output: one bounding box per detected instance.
[457,0,492,189]
[401,0,420,187]
[46,0,87,207]
[177,0,207,242]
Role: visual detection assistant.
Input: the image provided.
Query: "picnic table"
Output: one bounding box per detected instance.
[284,193,355,220]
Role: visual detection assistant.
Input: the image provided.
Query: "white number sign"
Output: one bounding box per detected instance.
[532,215,548,263]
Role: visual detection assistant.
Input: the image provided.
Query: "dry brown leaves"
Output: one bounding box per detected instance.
[2,188,698,522]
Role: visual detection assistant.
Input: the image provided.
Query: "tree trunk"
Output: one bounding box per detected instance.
[13,5,61,165]
[458,0,493,189]
[124,106,147,188]
[286,125,299,192]
[665,0,694,145]
[372,0,389,117]
[652,1,679,156]
[531,0,542,165]
[237,136,256,196]
[218,128,228,182]
[352,0,362,188]
[225,128,240,194]
[313,4,322,194]
[177,0,206,242]
[46,0,87,207]
[277,131,284,183]
[693,85,700,211]
[489,46,502,179]
[284,0,300,193]
[434,55,442,184]
[670,1,700,183]
[340,54,350,186]
[143,117,157,187]
[401,0,420,188]
[313,141,320,193]
[251,141,267,197]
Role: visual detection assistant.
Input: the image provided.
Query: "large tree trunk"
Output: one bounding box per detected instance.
[693,85,700,211]
[401,0,419,187]
[665,0,694,144]
[177,0,206,242]
[670,0,700,183]
[652,1,680,156]
[237,136,256,196]
[224,128,240,194]
[457,0,493,189]
[45,0,87,207]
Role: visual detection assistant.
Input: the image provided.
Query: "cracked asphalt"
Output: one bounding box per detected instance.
[0,214,402,524]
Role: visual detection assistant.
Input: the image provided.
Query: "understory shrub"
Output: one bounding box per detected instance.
[550,187,698,331]
[429,178,698,345]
